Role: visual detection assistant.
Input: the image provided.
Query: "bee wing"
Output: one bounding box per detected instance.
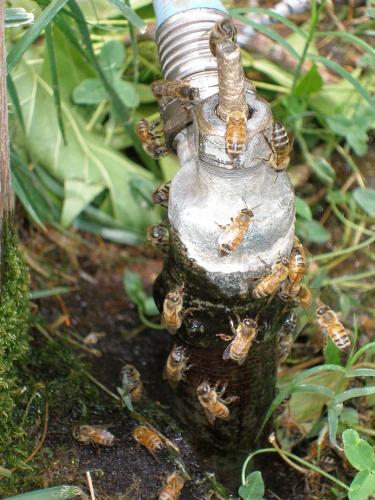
[222,339,234,360]
[217,226,238,247]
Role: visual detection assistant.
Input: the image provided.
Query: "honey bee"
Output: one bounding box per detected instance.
[209,19,237,56]
[147,224,169,253]
[217,200,260,256]
[279,281,312,309]
[152,181,171,208]
[132,425,164,457]
[132,425,179,458]
[289,238,307,285]
[296,284,312,308]
[252,258,289,299]
[218,315,257,365]
[226,111,247,160]
[120,364,143,402]
[277,311,297,364]
[163,344,192,388]
[73,424,114,446]
[159,472,185,500]
[161,287,184,334]
[136,119,169,159]
[196,379,239,425]
[264,121,291,172]
[316,304,351,352]
[151,80,199,102]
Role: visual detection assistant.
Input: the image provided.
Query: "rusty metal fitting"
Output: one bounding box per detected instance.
[193,91,271,169]
[216,40,248,121]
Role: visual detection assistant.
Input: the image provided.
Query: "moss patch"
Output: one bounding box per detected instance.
[0,223,30,454]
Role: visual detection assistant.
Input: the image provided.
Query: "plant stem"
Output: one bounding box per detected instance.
[241,447,349,491]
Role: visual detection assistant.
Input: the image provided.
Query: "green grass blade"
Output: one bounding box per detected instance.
[7,73,25,129]
[11,169,45,228]
[45,24,66,144]
[124,0,139,83]
[348,341,375,367]
[7,0,69,72]
[346,368,375,378]
[30,286,73,299]
[334,386,375,405]
[230,7,305,36]
[308,53,375,111]
[107,0,145,29]
[231,14,299,60]
[293,383,336,399]
[5,7,34,28]
[316,31,375,60]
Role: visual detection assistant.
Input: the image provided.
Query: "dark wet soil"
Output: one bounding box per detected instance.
[26,240,309,500]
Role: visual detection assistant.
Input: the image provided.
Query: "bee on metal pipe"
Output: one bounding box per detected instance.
[226,110,248,160]
[73,424,115,446]
[277,310,297,364]
[196,379,239,426]
[152,181,171,208]
[208,19,237,56]
[316,304,351,352]
[252,257,289,299]
[161,287,185,334]
[217,314,257,365]
[120,364,143,402]
[288,238,307,286]
[151,80,199,102]
[159,471,185,500]
[263,121,291,172]
[217,200,261,256]
[147,224,169,253]
[163,344,192,389]
[136,118,169,159]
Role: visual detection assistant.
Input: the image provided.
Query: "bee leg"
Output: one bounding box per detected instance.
[216,381,228,397]
[221,395,240,405]
[215,222,226,230]
[216,333,233,342]
[204,408,215,426]
[149,119,161,131]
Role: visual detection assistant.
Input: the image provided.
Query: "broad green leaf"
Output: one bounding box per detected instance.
[353,188,375,218]
[99,40,125,81]
[296,219,331,244]
[61,179,105,227]
[366,7,375,18]
[143,296,159,316]
[74,220,143,245]
[72,78,107,105]
[108,0,145,28]
[294,64,323,97]
[295,197,312,220]
[113,79,139,108]
[340,407,359,427]
[349,470,375,500]
[327,114,372,157]
[308,157,336,186]
[13,59,157,231]
[7,0,69,72]
[343,429,375,471]
[4,485,85,499]
[239,471,265,500]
